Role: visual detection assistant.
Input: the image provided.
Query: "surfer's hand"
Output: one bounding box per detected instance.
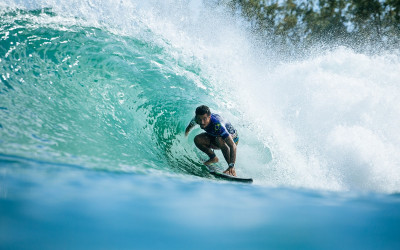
[184,130,190,137]
[223,166,236,177]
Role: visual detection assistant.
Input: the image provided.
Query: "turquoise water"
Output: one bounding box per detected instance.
[1,1,400,249]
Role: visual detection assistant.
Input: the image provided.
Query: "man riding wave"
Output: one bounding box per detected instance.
[185,105,239,176]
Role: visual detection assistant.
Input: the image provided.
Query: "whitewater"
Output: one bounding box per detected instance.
[1,0,400,249]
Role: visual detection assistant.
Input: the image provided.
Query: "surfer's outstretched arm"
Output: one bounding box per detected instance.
[185,118,196,136]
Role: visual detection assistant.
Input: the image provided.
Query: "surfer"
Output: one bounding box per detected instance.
[185,105,239,177]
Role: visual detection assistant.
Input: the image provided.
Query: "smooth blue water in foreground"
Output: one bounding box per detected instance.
[1,154,400,249]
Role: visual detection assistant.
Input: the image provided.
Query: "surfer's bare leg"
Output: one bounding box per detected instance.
[194,133,219,165]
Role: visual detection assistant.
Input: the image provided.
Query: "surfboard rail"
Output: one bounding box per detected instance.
[205,164,253,183]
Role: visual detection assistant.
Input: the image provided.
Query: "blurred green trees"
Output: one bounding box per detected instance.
[225,0,400,53]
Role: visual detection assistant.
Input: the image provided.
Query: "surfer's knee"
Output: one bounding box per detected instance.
[194,134,207,147]
[194,134,201,146]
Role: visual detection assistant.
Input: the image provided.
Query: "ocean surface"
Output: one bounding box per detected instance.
[1,0,400,249]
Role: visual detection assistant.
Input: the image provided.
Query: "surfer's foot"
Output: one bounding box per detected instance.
[223,167,237,177]
[204,156,219,165]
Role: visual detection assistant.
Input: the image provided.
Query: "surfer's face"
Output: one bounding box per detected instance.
[196,114,211,129]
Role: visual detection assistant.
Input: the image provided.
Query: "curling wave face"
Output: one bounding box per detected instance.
[1,0,400,193]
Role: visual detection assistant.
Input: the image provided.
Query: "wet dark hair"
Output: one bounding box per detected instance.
[195,105,211,116]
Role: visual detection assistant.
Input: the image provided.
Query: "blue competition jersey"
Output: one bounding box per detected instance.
[190,113,236,139]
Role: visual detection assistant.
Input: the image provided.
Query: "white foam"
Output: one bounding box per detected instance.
[239,48,400,193]
[126,2,400,193]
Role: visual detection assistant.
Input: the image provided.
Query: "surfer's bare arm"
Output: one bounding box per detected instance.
[225,135,236,164]
[185,119,196,137]
[185,125,193,136]
[223,135,237,176]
